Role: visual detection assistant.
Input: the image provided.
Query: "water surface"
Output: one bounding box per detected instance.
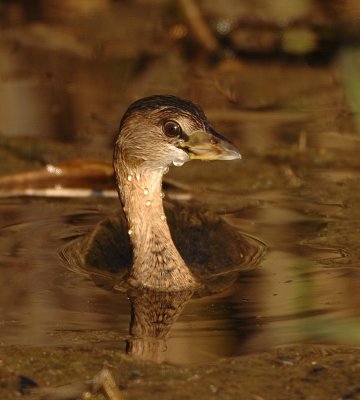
[1,181,359,365]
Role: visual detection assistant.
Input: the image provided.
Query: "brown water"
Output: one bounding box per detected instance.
[1,0,360,370]
[1,183,359,365]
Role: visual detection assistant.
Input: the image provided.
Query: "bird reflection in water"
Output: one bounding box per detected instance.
[126,289,193,362]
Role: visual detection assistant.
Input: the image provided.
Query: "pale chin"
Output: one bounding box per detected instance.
[172,148,190,167]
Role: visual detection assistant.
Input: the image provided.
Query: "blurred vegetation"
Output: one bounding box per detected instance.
[0,0,359,154]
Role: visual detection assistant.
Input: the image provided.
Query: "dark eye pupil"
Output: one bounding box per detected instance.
[164,121,181,137]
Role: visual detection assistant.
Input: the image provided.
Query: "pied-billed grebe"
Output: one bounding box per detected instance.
[113,95,240,291]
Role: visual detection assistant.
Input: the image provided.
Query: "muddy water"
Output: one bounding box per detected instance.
[1,179,359,365]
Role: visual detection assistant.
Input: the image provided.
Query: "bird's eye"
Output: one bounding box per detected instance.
[163,120,181,137]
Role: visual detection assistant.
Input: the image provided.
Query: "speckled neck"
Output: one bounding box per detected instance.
[114,159,198,290]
